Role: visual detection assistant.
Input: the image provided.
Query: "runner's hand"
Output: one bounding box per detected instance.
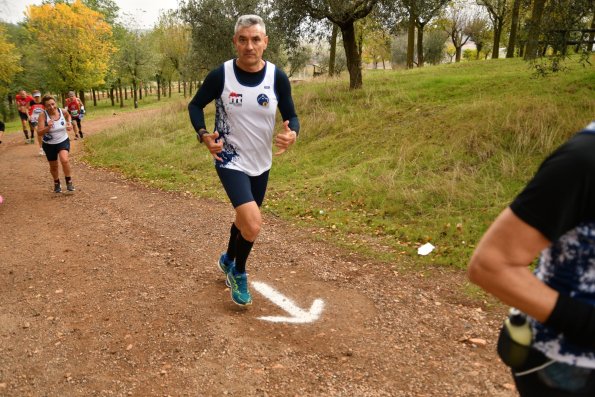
[274,120,297,156]
[203,131,223,162]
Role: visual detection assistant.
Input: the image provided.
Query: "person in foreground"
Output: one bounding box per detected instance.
[188,15,300,306]
[37,95,76,193]
[468,121,595,396]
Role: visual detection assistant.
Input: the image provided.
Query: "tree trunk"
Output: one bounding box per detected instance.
[168,80,172,98]
[507,0,521,58]
[92,88,97,106]
[124,87,128,100]
[524,0,547,60]
[407,13,415,69]
[492,19,503,59]
[110,87,115,107]
[329,23,339,76]
[132,79,138,109]
[118,79,124,108]
[416,23,425,67]
[157,75,161,101]
[455,46,462,62]
[139,81,143,100]
[476,43,483,59]
[78,90,85,106]
[178,81,181,93]
[340,21,363,89]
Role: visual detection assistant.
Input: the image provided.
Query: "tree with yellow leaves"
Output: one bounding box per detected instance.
[26,0,115,94]
[0,26,23,119]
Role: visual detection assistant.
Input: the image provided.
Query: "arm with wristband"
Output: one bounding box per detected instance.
[469,132,595,349]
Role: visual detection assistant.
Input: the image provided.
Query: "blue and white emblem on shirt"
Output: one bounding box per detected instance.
[257,94,269,107]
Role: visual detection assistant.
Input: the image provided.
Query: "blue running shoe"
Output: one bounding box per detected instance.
[226,269,252,306]
[217,253,234,274]
[218,253,234,287]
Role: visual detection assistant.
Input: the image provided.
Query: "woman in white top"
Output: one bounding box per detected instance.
[37,95,75,193]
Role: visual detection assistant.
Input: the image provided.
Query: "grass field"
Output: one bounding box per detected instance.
[82,57,595,270]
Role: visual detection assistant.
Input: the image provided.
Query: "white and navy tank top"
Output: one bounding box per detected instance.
[214,60,278,176]
[43,108,69,145]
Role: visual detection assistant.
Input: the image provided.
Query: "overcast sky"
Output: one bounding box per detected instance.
[2,0,180,29]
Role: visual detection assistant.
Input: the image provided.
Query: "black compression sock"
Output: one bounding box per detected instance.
[226,223,240,260]
[234,234,254,274]
[65,176,72,184]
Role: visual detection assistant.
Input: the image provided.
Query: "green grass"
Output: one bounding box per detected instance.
[82,57,595,270]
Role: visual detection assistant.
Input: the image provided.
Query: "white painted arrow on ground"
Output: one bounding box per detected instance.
[251,281,325,324]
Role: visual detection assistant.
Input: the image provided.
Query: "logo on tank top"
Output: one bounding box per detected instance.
[229,92,243,106]
[257,94,269,107]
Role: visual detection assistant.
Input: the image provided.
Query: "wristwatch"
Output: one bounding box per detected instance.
[196,129,208,143]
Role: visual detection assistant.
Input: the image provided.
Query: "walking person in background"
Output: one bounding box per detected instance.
[0,119,4,144]
[65,91,85,139]
[188,14,300,306]
[15,89,34,143]
[37,95,75,193]
[468,121,595,396]
[28,91,46,155]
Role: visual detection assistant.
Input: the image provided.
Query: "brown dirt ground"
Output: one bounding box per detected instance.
[0,109,518,397]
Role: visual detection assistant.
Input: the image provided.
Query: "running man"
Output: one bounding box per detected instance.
[188,15,300,306]
[0,119,4,144]
[37,95,76,193]
[29,91,46,155]
[15,89,34,143]
[65,91,85,139]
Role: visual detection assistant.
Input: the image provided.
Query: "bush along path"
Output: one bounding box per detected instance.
[0,109,517,396]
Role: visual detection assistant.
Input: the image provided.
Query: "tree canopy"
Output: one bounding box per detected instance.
[26,0,115,92]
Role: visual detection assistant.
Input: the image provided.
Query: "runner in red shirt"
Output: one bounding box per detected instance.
[65,91,85,139]
[15,90,34,143]
[28,91,46,155]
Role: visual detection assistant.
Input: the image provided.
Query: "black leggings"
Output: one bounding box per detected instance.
[73,118,82,132]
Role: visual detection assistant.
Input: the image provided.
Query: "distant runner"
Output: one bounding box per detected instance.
[29,91,46,155]
[65,91,85,139]
[15,89,34,143]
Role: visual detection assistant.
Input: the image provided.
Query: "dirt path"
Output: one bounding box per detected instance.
[0,109,516,397]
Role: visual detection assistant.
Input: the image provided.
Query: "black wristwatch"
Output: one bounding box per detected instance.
[196,129,208,143]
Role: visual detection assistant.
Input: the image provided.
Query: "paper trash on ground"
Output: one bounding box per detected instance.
[417,242,435,256]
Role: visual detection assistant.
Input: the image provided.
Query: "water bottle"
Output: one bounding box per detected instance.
[505,308,532,346]
[498,307,533,369]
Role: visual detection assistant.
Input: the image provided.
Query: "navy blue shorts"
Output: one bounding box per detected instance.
[216,167,269,208]
[42,139,70,162]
